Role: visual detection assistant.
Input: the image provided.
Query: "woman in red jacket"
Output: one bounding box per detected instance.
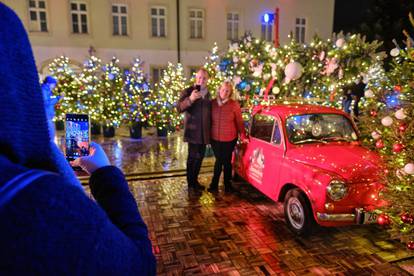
[208,81,246,193]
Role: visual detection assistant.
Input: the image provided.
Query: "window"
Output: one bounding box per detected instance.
[151,7,166,37]
[189,9,204,39]
[295,18,306,43]
[71,1,88,34]
[250,114,275,142]
[28,0,48,32]
[112,4,128,36]
[227,12,239,41]
[151,67,165,85]
[261,21,272,42]
[271,122,282,144]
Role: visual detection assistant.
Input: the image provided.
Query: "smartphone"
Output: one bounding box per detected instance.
[195,84,201,91]
[65,113,90,170]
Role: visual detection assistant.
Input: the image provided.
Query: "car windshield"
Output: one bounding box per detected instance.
[285,113,358,144]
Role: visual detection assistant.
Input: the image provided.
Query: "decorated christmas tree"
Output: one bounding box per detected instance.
[47,56,81,121]
[152,62,186,133]
[78,55,103,124]
[359,16,414,249]
[203,42,225,93]
[97,57,124,129]
[216,33,382,107]
[122,58,152,127]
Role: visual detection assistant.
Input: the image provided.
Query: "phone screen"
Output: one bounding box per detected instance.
[65,113,90,162]
[195,84,201,91]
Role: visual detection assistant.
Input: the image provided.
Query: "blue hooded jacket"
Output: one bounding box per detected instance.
[0,3,156,275]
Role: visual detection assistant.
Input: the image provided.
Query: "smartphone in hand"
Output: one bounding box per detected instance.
[195,84,201,91]
[65,113,90,171]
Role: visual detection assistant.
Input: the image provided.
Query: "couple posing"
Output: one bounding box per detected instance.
[177,68,247,193]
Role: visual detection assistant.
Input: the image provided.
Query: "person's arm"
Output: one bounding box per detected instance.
[234,102,247,141]
[177,87,202,113]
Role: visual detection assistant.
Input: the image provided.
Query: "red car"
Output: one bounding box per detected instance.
[233,104,385,235]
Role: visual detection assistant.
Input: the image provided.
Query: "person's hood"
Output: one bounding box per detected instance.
[0,3,80,187]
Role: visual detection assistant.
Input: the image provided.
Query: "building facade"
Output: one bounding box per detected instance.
[3,0,335,80]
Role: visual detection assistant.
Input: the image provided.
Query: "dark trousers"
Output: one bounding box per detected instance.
[187,143,206,186]
[210,139,237,188]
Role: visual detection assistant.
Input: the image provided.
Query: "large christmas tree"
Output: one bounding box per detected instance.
[152,62,186,132]
[203,42,225,94]
[122,58,152,127]
[47,56,82,121]
[216,33,382,107]
[360,16,414,249]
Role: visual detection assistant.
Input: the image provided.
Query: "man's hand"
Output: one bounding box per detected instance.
[71,142,110,175]
[189,90,202,103]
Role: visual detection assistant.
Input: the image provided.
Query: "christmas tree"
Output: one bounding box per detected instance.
[359,15,414,249]
[97,57,124,128]
[152,62,186,132]
[216,33,382,107]
[78,55,103,123]
[47,56,81,121]
[122,58,152,127]
[203,42,225,94]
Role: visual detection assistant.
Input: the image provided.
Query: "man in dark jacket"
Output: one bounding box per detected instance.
[177,68,211,191]
[0,3,156,275]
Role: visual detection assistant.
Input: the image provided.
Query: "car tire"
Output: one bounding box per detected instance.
[284,188,315,236]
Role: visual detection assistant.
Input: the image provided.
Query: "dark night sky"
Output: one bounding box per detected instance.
[333,0,372,34]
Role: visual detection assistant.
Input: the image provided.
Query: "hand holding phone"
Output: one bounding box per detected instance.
[65,113,90,170]
[195,84,201,91]
[70,142,110,175]
[189,87,202,103]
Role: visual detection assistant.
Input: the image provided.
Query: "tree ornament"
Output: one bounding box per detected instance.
[392,143,404,153]
[370,110,377,117]
[364,89,374,98]
[284,62,303,82]
[407,241,414,250]
[398,123,407,132]
[395,108,407,120]
[390,48,400,57]
[371,131,381,140]
[401,213,414,224]
[335,38,346,48]
[377,214,390,226]
[403,163,414,175]
[375,140,384,149]
[394,85,402,92]
[319,51,326,61]
[272,87,280,94]
[381,116,393,127]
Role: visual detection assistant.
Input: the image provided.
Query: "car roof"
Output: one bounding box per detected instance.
[252,104,347,118]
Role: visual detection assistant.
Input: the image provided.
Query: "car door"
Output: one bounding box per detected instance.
[243,113,283,201]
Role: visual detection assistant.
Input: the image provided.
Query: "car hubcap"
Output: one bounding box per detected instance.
[287,197,305,230]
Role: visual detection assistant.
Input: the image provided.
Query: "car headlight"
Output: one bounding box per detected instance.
[327,180,348,201]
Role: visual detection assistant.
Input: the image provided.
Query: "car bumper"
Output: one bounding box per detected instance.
[316,208,376,224]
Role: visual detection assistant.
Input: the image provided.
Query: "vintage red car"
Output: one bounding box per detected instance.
[233,104,385,235]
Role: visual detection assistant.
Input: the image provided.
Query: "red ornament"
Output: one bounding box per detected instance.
[375,140,384,149]
[399,123,407,133]
[394,85,402,92]
[407,241,414,250]
[392,143,404,153]
[370,110,378,117]
[401,213,414,224]
[377,214,390,226]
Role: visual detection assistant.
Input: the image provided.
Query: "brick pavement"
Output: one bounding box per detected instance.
[127,174,413,275]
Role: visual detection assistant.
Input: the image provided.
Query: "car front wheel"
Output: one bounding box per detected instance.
[284,188,315,236]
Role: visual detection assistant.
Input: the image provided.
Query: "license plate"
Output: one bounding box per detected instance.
[363,211,378,224]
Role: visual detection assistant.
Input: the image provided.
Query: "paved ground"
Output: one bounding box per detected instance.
[58,128,414,275]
